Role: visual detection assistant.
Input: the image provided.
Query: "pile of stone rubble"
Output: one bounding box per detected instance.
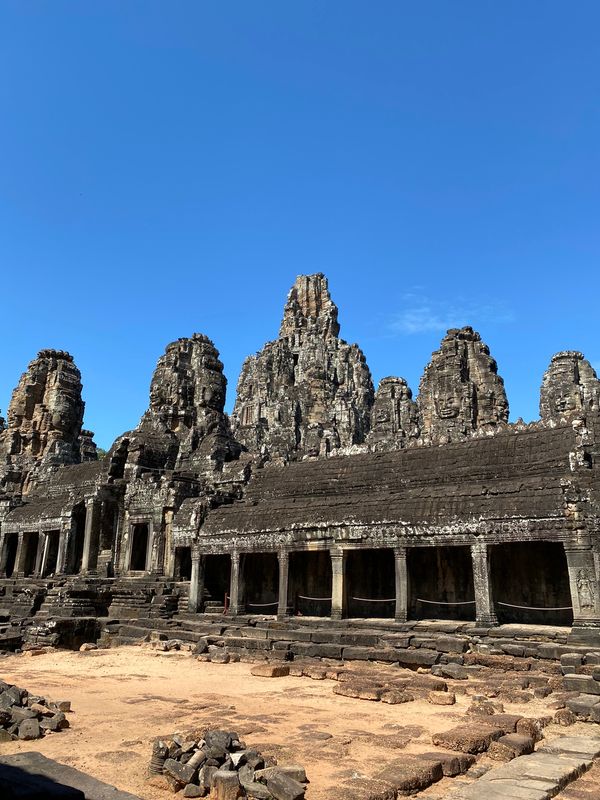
[149,729,308,799]
[0,678,71,741]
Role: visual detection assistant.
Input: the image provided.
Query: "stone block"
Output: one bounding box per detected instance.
[251,664,290,678]
[375,756,443,794]
[432,723,504,754]
[379,689,414,704]
[428,690,455,705]
[563,674,600,694]
[164,758,196,786]
[396,648,439,667]
[566,694,600,718]
[419,751,475,777]
[18,718,40,740]
[265,770,306,800]
[212,770,240,800]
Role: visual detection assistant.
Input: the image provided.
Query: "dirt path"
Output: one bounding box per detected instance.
[0,646,564,799]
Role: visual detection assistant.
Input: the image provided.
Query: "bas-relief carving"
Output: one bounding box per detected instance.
[576,568,596,610]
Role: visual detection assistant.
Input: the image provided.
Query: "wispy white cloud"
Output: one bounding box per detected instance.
[389,292,515,335]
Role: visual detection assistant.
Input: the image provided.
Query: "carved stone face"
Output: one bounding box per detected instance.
[433,388,461,419]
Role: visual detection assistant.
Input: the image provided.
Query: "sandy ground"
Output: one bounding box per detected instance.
[0,646,575,799]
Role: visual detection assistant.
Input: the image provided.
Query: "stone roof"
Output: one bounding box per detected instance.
[203,424,578,536]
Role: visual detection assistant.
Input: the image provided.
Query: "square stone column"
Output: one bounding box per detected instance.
[394,546,408,622]
[565,542,600,644]
[0,532,7,577]
[188,549,205,613]
[14,532,25,577]
[81,498,101,574]
[277,550,290,619]
[229,552,241,615]
[55,526,69,575]
[330,549,345,620]
[471,542,497,627]
[33,533,45,577]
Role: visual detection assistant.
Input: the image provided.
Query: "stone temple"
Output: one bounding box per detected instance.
[1,273,600,658]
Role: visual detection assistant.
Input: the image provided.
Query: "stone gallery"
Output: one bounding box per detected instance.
[1,273,599,653]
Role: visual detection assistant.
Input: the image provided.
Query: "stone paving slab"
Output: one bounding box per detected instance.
[445,736,600,800]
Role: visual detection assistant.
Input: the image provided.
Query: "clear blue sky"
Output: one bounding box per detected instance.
[1,2,599,449]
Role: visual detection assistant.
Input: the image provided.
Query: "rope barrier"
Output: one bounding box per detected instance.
[297,594,332,601]
[352,596,395,603]
[246,601,278,607]
[497,602,573,611]
[416,598,476,606]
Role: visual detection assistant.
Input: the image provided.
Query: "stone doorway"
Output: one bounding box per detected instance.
[289,551,332,617]
[129,523,150,571]
[408,545,475,621]
[42,531,60,577]
[240,552,279,614]
[204,554,231,608]
[174,546,192,581]
[491,542,573,626]
[344,548,395,619]
[3,532,18,578]
[22,532,39,577]
[67,503,86,575]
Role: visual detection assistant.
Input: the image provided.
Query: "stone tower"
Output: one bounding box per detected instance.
[232,273,374,462]
[0,349,87,493]
[540,351,600,421]
[418,327,508,443]
[115,334,239,475]
[366,377,420,451]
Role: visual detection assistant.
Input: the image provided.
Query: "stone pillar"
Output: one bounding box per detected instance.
[81,499,100,574]
[0,532,7,577]
[229,552,241,615]
[394,546,408,622]
[33,533,45,577]
[330,548,345,620]
[565,541,600,643]
[38,533,50,578]
[277,550,290,619]
[471,542,497,626]
[188,550,205,613]
[55,526,69,575]
[14,532,25,577]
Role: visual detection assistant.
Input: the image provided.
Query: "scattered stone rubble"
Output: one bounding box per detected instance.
[0,677,71,741]
[148,729,308,799]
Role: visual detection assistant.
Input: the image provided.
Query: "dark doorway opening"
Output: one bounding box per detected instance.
[130,523,150,571]
[42,531,60,577]
[345,548,395,619]
[4,532,18,578]
[408,545,475,621]
[174,546,192,581]
[67,504,86,575]
[491,542,573,626]
[204,554,231,610]
[289,551,332,617]
[241,552,278,614]
[22,532,39,578]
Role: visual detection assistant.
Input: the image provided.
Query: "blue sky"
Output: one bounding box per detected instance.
[1,2,599,449]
